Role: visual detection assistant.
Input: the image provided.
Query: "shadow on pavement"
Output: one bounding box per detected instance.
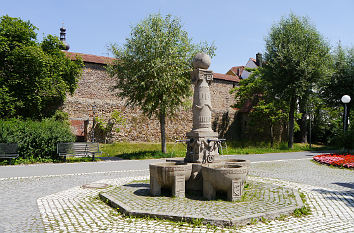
[333,182,354,190]
[313,184,354,208]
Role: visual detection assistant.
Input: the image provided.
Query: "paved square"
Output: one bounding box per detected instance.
[1,154,353,232]
[100,179,304,227]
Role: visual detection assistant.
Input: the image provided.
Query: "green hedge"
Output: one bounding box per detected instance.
[337,128,354,151]
[0,118,75,159]
[331,127,354,152]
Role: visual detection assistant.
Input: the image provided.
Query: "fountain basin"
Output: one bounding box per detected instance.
[223,159,250,167]
[202,163,248,201]
[149,162,192,197]
[223,159,250,180]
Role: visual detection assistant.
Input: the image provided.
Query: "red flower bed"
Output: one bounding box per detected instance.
[313,153,354,168]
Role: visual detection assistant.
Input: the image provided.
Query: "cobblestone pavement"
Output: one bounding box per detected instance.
[0,157,353,232]
[0,170,148,232]
[37,175,354,232]
[100,179,303,226]
[250,159,354,191]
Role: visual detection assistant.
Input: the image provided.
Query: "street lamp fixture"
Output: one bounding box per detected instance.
[341,95,351,132]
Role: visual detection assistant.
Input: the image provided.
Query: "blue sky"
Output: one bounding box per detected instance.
[1,0,353,73]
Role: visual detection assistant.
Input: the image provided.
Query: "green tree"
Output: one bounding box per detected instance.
[108,14,215,153]
[262,14,331,148]
[321,44,353,118]
[232,68,288,146]
[0,15,83,119]
[94,110,126,143]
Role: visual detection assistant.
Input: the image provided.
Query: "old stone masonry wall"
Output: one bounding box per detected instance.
[62,62,237,142]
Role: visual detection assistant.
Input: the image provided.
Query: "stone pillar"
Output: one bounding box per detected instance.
[185,53,219,163]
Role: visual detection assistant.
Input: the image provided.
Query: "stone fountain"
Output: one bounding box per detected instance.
[150,53,250,201]
[100,53,305,227]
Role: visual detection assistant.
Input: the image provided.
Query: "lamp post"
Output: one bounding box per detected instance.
[341,95,351,132]
[92,104,97,142]
[307,103,313,149]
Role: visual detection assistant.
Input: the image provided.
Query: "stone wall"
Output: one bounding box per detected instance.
[62,62,238,142]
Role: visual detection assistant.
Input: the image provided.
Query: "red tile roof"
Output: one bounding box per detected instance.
[65,52,240,83]
[229,66,244,75]
[213,72,240,82]
[65,51,115,64]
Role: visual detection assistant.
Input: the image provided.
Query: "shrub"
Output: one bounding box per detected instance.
[333,128,354,151]
[0,118,75,159]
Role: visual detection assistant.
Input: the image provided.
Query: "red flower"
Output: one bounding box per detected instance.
[313,153,353,168]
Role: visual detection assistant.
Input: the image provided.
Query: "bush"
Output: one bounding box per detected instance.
[0,118,75,159]
[335,128,354,151]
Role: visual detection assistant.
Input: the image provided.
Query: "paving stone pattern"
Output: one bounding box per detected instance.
[100,179,303,227]
[250,159,354,191]
[0,170,148,233]
[37,175,354,232]
[1,158,353,232]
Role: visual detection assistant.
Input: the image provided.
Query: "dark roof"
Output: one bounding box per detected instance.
[65,51,115,64]
[65,52,240,83]
[213,72,240,82]
[226,66,244,79]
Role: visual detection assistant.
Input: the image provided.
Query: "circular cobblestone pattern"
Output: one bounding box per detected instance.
[100,179,304,227]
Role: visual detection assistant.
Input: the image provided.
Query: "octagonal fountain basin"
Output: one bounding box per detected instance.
[149,162,192,197]
[202,163,248,201]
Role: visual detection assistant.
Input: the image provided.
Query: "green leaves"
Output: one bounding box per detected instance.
[262,13,331,148]
[94,110,126,143]
[0,15,83,119]
[264,14,331,100]
[0,118,75,159]
[108,13,215,118]
[320,43,354,108]
[232,67,289,145]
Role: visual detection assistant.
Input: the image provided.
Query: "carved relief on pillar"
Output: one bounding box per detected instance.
[185,136,219,163]
[186,53,219,164]
[191,68,214,131]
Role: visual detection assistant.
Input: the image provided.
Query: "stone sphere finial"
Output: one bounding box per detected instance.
[192,53,211,69]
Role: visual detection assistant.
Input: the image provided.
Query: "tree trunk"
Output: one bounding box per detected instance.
[299,99,308,143]
[159,112,167,154]
[270,124,274,148]
[288,95,296,149]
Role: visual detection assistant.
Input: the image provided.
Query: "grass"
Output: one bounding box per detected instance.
[0,156,101,166]
[293,191,311,217]
[100,141,334,160]
[100,142,187,159]
[0,141,335,165]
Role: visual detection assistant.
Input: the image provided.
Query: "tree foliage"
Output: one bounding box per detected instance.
[108,13,216,152]
[0,15,83,119]
[94,110,126,143]
[232,68,289,146]
[262,14,331,148]
[0,117,75,159]
[321,44,354,111]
